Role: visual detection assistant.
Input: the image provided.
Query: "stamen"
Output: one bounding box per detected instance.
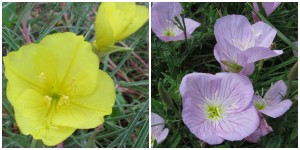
[38,72,46,83]
[57,94,70,109]
[44,95,52,108]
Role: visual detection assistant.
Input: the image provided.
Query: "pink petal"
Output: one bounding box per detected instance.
[252,21,277,48]
[240,62,255,76]
[156,128,169,144]
[151,112,168,141]
[243,47,283,63]
[214,15,255,51]
[214,43,253,75]
[245,114,273,143]
[252,2,281,22]
[182,100,224,145]
[158,33,191,42]
[215,72,254,112]
[215,105,260,141]
[180,73,220,106]
[264,80,287,106]
[252,95,263,104]
[152,2,182,20]
[184,18,201,35]
[260,99,292,118]
[262,2,281,16]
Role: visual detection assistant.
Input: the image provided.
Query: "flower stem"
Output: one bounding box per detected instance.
[258,59,264,72]
[30,139,37,148]
[180,14,188,44]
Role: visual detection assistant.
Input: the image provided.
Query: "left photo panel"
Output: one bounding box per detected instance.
[2,2,149,148]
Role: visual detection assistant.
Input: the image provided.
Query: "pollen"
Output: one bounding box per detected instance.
[57,94,70,109]
[255,102,266,110]
[207,105,223,120]
[44,95,52,108]
[38,72,46,83]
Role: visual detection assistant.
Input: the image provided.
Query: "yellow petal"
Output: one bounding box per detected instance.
[95,2,139,52]
[38,32,99,96]
[52,70,116,129]
[14,89,76,146]
[95,5,114,50]
[116,5,149,42]
[3,44,52,106]
[103,2,136,39]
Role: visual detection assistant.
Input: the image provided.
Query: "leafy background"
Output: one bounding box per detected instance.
[2,2,149,148]
[151,2,298,148]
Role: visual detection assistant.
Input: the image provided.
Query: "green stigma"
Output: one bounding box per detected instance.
[221,60,243,73]
[163,29,176,36]
[207,105,223,120]
[255,102,266,110]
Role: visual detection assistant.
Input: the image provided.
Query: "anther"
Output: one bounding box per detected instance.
[57,94,70,109]
[39,72,46,83]
[44,95,52,107]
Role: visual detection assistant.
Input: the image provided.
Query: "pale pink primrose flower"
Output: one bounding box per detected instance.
[245,112,273,143]
[214,15,283,75]
[151,112,169,145]
[252,2,281,22]
[151,2,200,42]
[180,72,259,145]
[253,80,292,118]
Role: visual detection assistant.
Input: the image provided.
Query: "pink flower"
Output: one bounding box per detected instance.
[252,2,281,22]
[253,80,292,118]
[214,15,282,75]
[180,72,259,145]
[151,2,200,42]
[151,112,169,145]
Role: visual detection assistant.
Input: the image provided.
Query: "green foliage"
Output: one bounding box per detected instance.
[151,2,298,148]
[2,2,149,148]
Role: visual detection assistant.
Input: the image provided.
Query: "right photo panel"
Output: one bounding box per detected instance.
[151,2,298,148]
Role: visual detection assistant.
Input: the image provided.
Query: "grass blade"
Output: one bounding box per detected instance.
[133,119,149,148]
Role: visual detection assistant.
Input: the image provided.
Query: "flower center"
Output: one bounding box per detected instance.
[43,93,70,109]
[163,29,176,36]
[255,102,266,110]
[207,105,223,120]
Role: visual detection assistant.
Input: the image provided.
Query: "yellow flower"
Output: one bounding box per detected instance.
[3,32,116,146]
[94,2,149,54]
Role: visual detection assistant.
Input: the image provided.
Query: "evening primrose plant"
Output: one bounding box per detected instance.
[3,2,149,148]
[151,2,297,148]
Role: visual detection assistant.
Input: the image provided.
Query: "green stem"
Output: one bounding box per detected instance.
[247,2,298,51]
[31,139,37,148]
[258,59,264,73]
[180,14,188,43]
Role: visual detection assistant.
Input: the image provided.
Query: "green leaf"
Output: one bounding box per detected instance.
[169,134,181,148]
[2,2,17,28]
[36,3,72,42]
[290,127,298,140]
[2,29,20,50]
[118,100,149,147]
[158,81,179,114]
[133,119,149,148]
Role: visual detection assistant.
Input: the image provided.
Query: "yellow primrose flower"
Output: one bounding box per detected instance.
[94,2,149,55]
[3,32,116,146]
